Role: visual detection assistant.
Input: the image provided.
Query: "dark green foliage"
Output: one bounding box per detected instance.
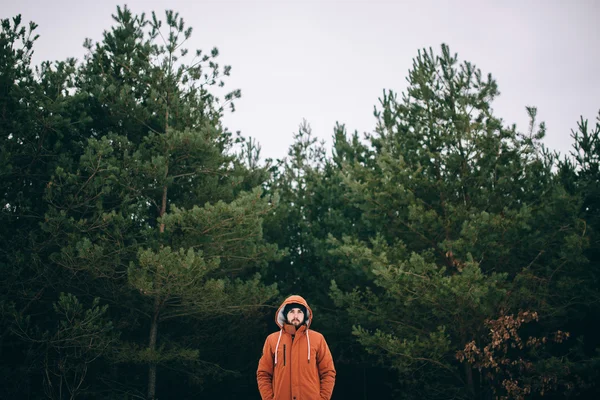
[1,7,277,400]
[556,113,600,398]
[327,45,598,399]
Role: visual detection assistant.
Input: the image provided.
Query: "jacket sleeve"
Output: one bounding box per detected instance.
[317,335,336,400]
[257,337,275,400]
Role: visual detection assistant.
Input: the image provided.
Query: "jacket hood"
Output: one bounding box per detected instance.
[275,295,313,329]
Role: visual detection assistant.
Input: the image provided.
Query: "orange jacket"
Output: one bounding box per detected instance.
[257,295,336,400]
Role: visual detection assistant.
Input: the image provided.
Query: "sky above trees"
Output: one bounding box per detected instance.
[4,0,599,160]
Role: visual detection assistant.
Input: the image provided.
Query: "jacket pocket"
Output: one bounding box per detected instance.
[275,346,285,367]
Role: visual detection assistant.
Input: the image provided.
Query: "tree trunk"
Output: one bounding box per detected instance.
[464,361,476,399]
[159,107,169,233]
[159,185,167,233]
[147,296,161,400]
[147,94,169,400]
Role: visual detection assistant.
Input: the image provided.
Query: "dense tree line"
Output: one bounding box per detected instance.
[1,7,598,399]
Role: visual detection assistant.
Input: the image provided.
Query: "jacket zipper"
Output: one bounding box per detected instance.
[283,344,286,366]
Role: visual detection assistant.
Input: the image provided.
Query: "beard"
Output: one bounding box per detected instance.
[288,318,303,328]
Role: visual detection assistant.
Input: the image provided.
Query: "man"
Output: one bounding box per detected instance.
[257,295,336,399]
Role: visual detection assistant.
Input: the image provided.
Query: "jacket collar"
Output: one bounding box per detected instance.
[283,323,307,335]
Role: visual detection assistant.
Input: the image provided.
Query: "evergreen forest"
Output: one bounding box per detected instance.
[1,6,599,400]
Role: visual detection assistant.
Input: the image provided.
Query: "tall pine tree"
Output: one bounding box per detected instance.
[41,6,278,399]
[330,44,593,399]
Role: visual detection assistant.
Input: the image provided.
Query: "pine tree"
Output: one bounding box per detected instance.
[262,121,384,397]
[41,6,278,398]
[557,112,600,397]
[0,15,90,398]
[329,44,592,399]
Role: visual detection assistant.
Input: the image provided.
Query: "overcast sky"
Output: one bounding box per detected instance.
[3,0,599,161]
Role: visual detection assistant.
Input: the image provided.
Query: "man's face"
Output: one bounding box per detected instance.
[286,307,305,328]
